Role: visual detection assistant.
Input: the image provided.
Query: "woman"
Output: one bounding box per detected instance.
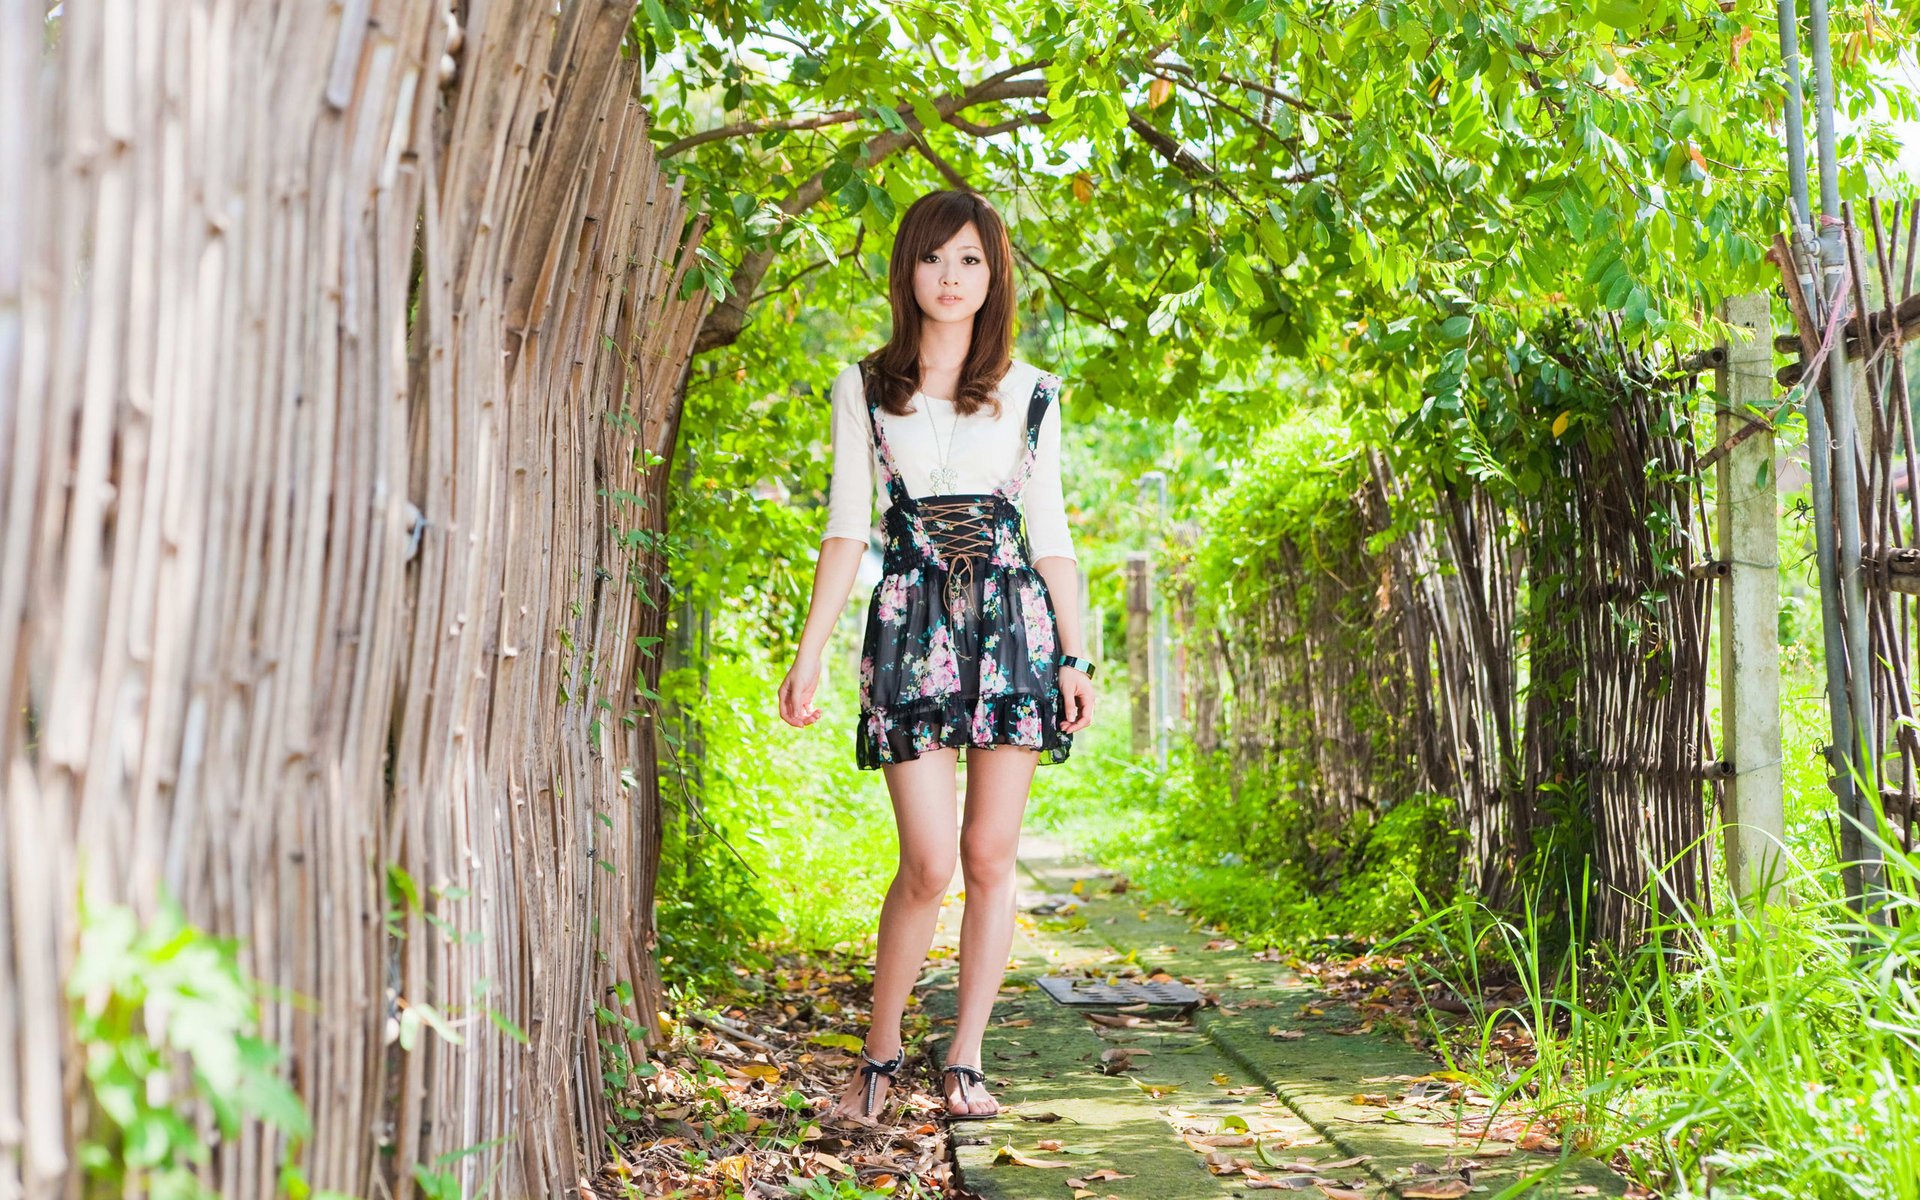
[776,189,1097,1122]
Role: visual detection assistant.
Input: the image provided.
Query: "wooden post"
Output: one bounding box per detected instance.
[1174,576,1194,729]
[1080,570,1104,663]
[1126,552,1154,756]
[1715,292,1786,908]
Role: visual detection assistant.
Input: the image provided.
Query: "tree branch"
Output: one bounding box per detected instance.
[748,228,865,307]
[663,79,1050,159]
[946,109,1053,137]
[691,72,1052,354]
[1158,72,1295,149]
[1014,242,1123,338]
[912,138,972,190]
[1126,111,1214,177]
[660,109,865,158]
[1149,59,1350,123]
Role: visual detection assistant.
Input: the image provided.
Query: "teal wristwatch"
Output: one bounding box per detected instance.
[1058,654,1096,679]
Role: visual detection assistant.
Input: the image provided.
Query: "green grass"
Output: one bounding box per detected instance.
[655,606,900,991]
[1024,685,1461,950]
[1394,830,1920,1200]
[668,579,1920,1196]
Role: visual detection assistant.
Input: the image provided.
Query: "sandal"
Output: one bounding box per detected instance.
[855,1046,906,1119]
[941,1063,999,1120]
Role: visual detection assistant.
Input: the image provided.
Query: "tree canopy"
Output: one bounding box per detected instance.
[648,0,1912,436]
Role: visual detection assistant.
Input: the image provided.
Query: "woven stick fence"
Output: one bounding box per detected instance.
[1189,325,1723,946]
[1526,330,1721,944]
[2,4,707,1197]
[1206,493,1426,872]
[1775,199,1920,854]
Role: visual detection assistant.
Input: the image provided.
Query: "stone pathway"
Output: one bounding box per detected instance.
[918,839,1624,1200]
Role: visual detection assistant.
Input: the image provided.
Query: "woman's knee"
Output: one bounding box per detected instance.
[895,846,956,901]
[959,836,1017,890]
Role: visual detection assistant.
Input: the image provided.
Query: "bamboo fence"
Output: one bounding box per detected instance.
[1528,337,1721,944]
[1776,200,1920,856]
[1188,325,1725,947]
[2,3,708,1197]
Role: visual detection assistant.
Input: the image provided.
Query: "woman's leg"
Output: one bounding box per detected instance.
[827,747,960,1118]
[944,745,1040,1115]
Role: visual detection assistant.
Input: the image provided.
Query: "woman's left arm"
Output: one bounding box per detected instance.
[1034,555,1093,734]
[1028,385,1095,733]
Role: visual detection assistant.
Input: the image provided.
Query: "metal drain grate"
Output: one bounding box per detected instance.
[1034,974,1203,1009]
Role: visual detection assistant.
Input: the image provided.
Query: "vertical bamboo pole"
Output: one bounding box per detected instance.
[1809,0,1888,912]
[1779,0,1871,908]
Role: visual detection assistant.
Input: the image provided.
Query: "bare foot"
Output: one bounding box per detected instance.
[942,1064,999,1118]
[827,1046,904,1122]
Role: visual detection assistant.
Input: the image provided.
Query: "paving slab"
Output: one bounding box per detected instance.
[916,837,1626,1200]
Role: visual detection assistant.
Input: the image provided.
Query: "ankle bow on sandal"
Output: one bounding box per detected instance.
[942,1063,998,1120]
[856,1046,906,1118]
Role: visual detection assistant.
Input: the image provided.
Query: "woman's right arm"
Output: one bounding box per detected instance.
[779,536,867,727]
[779,367,873,727]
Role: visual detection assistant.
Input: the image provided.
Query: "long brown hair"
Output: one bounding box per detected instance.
[861,189,1017,419]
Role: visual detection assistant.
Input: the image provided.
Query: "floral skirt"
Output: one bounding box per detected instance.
[855,497,1072,770]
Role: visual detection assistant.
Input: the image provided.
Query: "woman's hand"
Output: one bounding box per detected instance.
[1059,666,1096,733]
[778,654,825,727]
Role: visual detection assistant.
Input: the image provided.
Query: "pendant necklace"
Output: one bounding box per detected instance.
[923,392,961,494]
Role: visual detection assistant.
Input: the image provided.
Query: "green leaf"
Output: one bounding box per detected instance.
[640,0,674,48]
[834,174,867,211]
[1224,255,1262,306]
[490,1008,532,1046]
[1595,0,1649,32]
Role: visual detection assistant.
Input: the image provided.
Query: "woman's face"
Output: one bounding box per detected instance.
[912,220,991,328]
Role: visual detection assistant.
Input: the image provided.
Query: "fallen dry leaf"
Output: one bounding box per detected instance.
[1402,1182,1470,1199]
[809,1151,852,1175]
[1036,1139,1065,1151]
[993,1145,1073,1169]
[1202,1150,1250,1175]
[1318,1187,1369,1200]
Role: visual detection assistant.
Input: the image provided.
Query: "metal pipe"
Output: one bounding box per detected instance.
[1778,0,1870,908]
[1809,0,1888,914]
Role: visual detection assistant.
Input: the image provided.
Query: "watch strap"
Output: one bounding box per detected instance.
[1059,654,1096,678]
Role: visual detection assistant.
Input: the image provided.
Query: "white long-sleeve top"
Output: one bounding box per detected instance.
[821,358,1077,563]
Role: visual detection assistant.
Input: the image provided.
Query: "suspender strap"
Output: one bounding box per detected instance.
[859,360,913,509]
[1002,371,1057,503]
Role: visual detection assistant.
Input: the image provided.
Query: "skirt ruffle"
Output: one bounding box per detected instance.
[856,690,1072,770]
